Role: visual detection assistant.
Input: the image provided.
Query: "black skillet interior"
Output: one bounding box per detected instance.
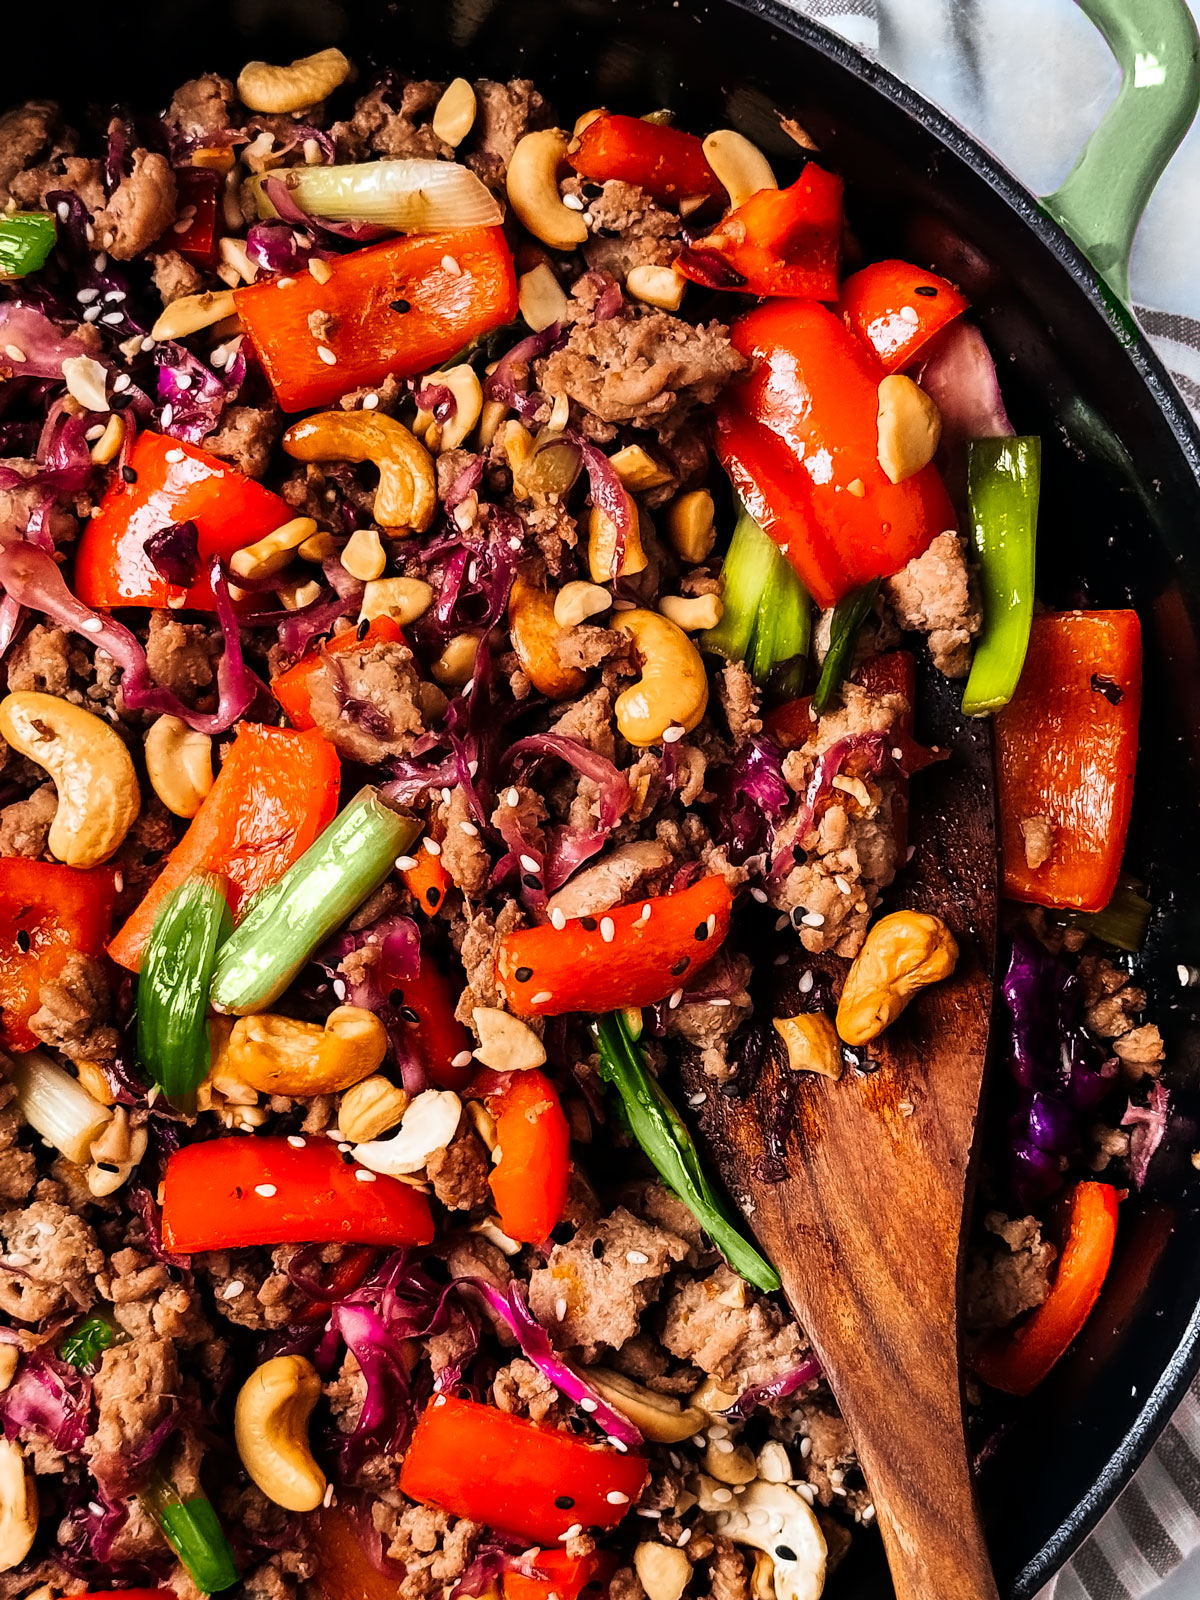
[30,0,1200,1591]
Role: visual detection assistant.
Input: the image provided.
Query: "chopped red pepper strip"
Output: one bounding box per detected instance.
[717,300,955,609]
[567,113,721,204]
[399,1395,648,1546]
[504,1549,619,1600]
[161,1137,435,1254]
[995,611,1142,913]
[383,953,475,1092]
[678,164,843,300]
[495,875,733,1017]
[234,228,518,412]
[973,1182,1119,1396]
[839,259,968,372]
[108,723,341,972]
[293,1245,378,1324]
[487,1069,571,1245]
[159,168,221,266]
[74,430,292,611]
[271,617,406,730]
[0,859,116,1052]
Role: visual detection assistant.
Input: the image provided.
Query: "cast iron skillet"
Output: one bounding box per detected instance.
[31,0,1200,1591]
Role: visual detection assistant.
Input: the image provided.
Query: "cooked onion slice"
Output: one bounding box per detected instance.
[10,1051,112,1165]
[250,160,503,233]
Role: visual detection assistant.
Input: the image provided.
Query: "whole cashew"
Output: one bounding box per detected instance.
[237,48,352,115]
[836,910,958,1045]
[702,129,778,210]
[229,1006,388,1097]
[0,693,139,868]
[611,609,709,747]
[507,130,589,251]
[283,412,436,533]
[0,1439,37,1573]
[144,715,214,820]
[508,572,587,700]
[234,1355,327,1512]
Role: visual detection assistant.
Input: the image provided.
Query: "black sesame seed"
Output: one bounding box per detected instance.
[515,965,534,983]
[97,1161,119,1173]
[389,987,405,1006]
[340,1150,355,1164]
[670,957,690,976]
[357,617,370,641]
[568,1415,587,1434]
[913,284,938,296]
[591,1238,605,1258]
[791,905,807,927]
[555,1495,576,1510]
[110,392,132,409]
[390,298,411,314]
[551,1221,575,1245]
[1091,672,1124,705]
[400,1006,420,1024]
[233,1186,243,1199]
[694,921,709,941]
[121,465,137,483]
[426,886,442,905]
[775,1546,796,1562]
[522,873,542,889]
[16,929,31,953]
[581,916,598,932]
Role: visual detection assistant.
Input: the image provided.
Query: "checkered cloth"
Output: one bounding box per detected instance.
[782,1,1200,1594]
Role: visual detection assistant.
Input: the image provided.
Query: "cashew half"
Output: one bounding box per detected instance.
[507,130,588,251]
[703,129,777,210]
[234,1355,326,1512]
[150,288,238,342]
[609,444,673,492]
[588,494,649,582]
[472,1007,546,1072]
[508,572,587,700]
[353,1088,462,1175]
[360,576,435,626]
[283,412,436,532]
[338,1075,410,1144]
[519,263,569,333]
[836,910,958,1045]
[635,1543,692,1600]
[659,593,723,632]
[581,1367,707,1443]
[340,526,387,582]
[230,517,318,581]
[666,490,717,563]
[237,48,352,115]
[145,716,214,819]
[0,1440,36,1573]
[433,78,477,147]
[697,1478,826,1600]
[0,693,139,868]
[626,265,686,312]
[413,365,483,454]
[611,610,709,747]
[87,1104,149,1197]
[773,1013,842,1079]
[876,374,942,485]
[229,1006,388,1097]
[554,581,612,630]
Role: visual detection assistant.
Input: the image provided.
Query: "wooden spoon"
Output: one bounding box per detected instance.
[685,669,999,1600]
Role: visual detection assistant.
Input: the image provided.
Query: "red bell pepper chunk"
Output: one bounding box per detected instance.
[504,1549,619,1600]
[973,1182,1119,1396]
[74,429,292,611]
[717,300,956,609]
[383,952,476,1092]
[0,859,116,1052]
[402,845,452,916]
[160,168,221,266]
[271,617,406,730]
[567,113,721,204]
[161,1136,435,1254]
[399,1395,648,1546]
[108,723,341,972]
[839,259,968,373]
[234,228,518,412]
[495,875,733,1017]
[995,611,1142,913]
[487,1069,571,1245]
[679,164,844,300]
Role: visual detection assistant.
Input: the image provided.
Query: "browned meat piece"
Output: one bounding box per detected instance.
[96,1245,214,1346]
[789,1396,858,1506]
[0,782,56,858]
[10,154,104,212]
[0,101,61,201]
[0,1084,36,1203]
[566,178,681,281]
[881,531,981,678]
[86,1336,179,1498]
[145,610,218,702]
[1114,1023,1166,1076]
[492,1356,559,1422]
[0,100,104,211]
[202,404,283,480]
[717,660,761,743]
[151,248,204,305]
[333,80,452,162]
[453,900,525,1021]
[307,638,431,763]
[550,684,617,758]
[706,1537,750,1600]
[660,1264,808,1392]
[5,624,73,696]
[165,74,236,139]
[522,500,580,575]
[558,624,634,674]
[528,1206,689,1361]
[200,1245,300,1330]
[1019,815,1055,870]
[0,458,80,546]
[426,1126,491,1211]
[538,310,747,436]
[29,951,118,1060]
[437,785,490,896]
[964,1211,1056,1332]
[109,798,180,923]
[667,949,753,1079]
[465,80,548,187]
[609,1568,647,1600]
[547,840,673,921]
[0,1197,104,1323]
[372,1500,482,1593]
[92,149,177,260]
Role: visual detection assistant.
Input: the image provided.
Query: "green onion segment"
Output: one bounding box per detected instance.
[961,435,1041,717]
[593,1013,781,1293]
[137,873,231,1112]
[248,160,501,232]
[60,1313,124,1372]
[1061,876,1152,953]
[211,787,420,1016]
[142,1468,238,1594]
[9,1051,112,1165]
[701,505,812,689]
[812,579,879,715]
[0,213,57,280]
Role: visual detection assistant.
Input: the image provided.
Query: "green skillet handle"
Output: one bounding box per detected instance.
[1041,0,1200,305]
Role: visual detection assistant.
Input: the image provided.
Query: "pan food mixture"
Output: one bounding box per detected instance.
[0,48,1169,1600]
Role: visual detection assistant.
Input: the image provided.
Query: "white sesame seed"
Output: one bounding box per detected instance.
[85,424,105,441]
[441,255,462,275]
[355,1169,377,1182]
[104,289,126,303]
[277,276,296,289]
[141,336,156,352]
[600,917,615,944]
[625,1250,648,1265]
[668,989,683,1009]
[459,821,479,836]
[395,855,419,871]
[520,853,540,873]
[317,345,338,365]
[639,903,652,922]
[287,1135,306,1148]
[323,1483,336,1508]
[713,1438,735,1454]
[93,253,107,271]
[688,1091,706,1107]
[562,192,586,211]
[636,1508,662,1519]
[579,1398,598,1412]
[57,201,70,222]
[550,908,567,930]
[101,311,124,325]
[253,1184,277,1198]
[175,373,194,391]
[710,997,731,1007]
[532,990,553,1005]
[798,970,814,994]
[706,913,716,934]
[333,979,347,1001]
[222,1279,245,1299]
[161,403,175,427]
[506,787,520,806]
[555,1297,568,1321]
[775,915,789,933]
[4,344,26,363]
[423,837,443,856]
[81,617,103,634]
[801,912,825,928]
[834,875,851,895]
[711,1487,733,1504]
[82,305,102,323]
[338,1143,352,1153]
[662,723,685,744]
[891,746,903,761]
[559,1524,582,1540]
[609,1438,629,1452]
[164,448,184,462]
[362,392,379,410]
[441,788,453,804]
[87,1500,105,1516]
[607,1491,629,1505]
[451,1049,474,1069]
[677,1528,693,1547]
[112,373,131,393]
[899,304,920,324]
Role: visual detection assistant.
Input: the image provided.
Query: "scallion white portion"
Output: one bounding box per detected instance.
[249,160,503,233]
[10,1050,112,1165]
